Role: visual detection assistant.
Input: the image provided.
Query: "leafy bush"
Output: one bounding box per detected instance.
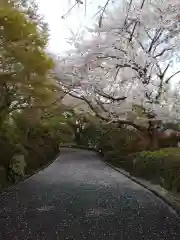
[103,148,180,192]
[8,154,26,183]
[103,150,135,172]
[132,148,180,192]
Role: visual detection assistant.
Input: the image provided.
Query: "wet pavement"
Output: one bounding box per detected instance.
[0,148,180,240]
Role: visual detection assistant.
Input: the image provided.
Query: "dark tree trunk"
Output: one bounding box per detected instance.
[147,120,159,150]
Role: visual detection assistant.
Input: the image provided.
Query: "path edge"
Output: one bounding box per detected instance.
[60,145,180,219]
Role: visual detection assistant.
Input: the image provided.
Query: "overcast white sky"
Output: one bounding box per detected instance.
[36,0,106,54]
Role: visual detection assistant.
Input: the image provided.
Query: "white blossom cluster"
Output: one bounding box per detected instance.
[55,0,180,125]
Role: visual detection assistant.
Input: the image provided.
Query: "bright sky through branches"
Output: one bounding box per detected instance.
[36,0,180,84]
[36,0,107,54]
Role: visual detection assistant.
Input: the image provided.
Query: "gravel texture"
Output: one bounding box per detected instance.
[0,148,180,240]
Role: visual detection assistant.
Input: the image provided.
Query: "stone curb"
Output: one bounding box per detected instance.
[101,158,180,219]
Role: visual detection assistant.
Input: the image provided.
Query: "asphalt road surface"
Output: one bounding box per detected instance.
[0,148,180,240]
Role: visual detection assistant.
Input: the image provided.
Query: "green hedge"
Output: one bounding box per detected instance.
[132,148,180,192]
[8,154,26,183]
[103,150,135,172]
[104,148,180,193]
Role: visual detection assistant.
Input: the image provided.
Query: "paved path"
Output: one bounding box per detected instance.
[0,148,180,240]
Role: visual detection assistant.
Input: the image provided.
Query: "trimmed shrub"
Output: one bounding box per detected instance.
[103,150,134,172]
[8,154,26,183]
[132,148,180,192]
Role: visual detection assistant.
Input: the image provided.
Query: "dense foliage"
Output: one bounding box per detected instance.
[0,0,73,188]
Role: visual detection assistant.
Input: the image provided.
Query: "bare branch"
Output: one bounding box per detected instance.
[65,91,109,121]
[76,0,83,4]
[61,0,84,19]
[114,65,121,81]
[65,88,147,133]
[154,47,173,58]
[148,28,163,53]
[165,71,180,84]
[61,2,77,19]
[129,21,138,42]
[123,0,133,27]
[97,55,141,74]
[144,28,153,40]
[153,33,170,55]
[95,98,110,114]
[136,38,146,52]
[153,63,170,101]
[161,63,170,78]
[129,0,146,42]
[156,63,170,80]
[155,78,164,101]
[95,88,127,102]
[98,0,111,28]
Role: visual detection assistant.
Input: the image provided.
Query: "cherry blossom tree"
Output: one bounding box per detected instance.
[55,0,180,149]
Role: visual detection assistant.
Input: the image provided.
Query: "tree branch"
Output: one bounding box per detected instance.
[64,88,148,134]
[117,119,146,132]
[95,88,126,102]
[161,63,170,78]
[129,0,146,42]
[123,0,133,27]
[165,71,180,84]
[95,98,110,115]
[98,0,111,28]
[154,47,173,58]
[148,28,163,53]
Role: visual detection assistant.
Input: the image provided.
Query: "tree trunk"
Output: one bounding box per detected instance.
[131,128,149,150]
[147,120,159,150]
[116,120,159,151]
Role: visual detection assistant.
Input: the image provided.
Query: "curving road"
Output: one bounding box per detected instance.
[0,148,180,240]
